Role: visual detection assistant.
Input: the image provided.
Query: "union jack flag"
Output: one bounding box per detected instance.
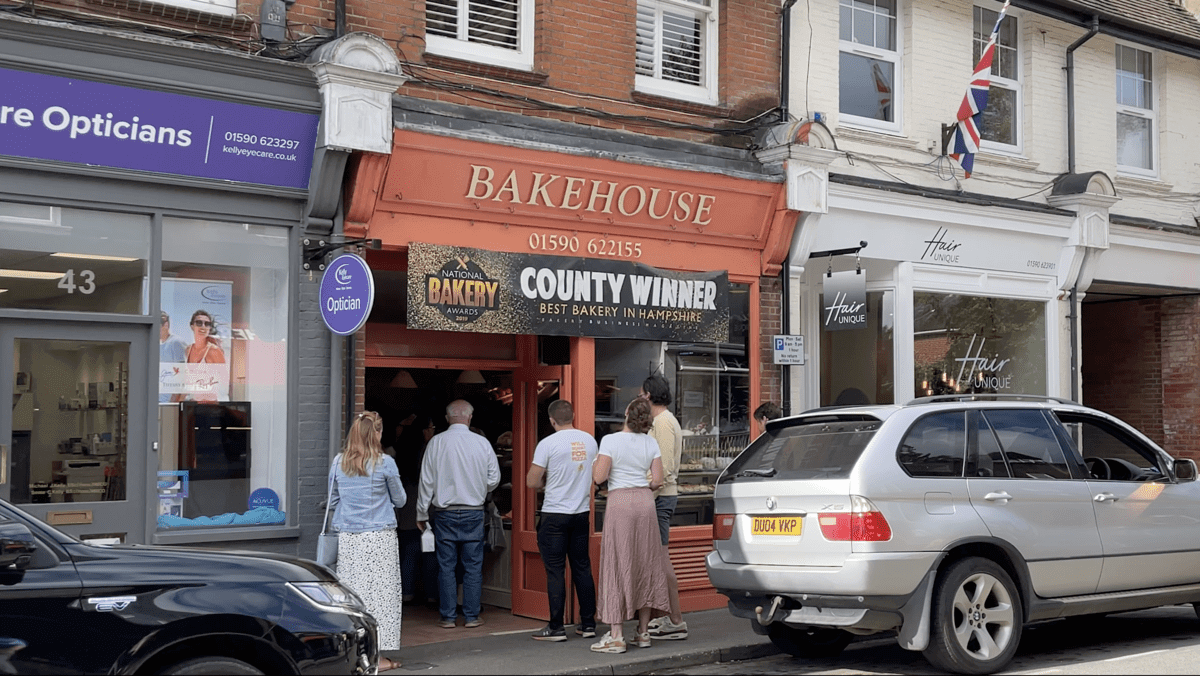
[949,0,1010,178]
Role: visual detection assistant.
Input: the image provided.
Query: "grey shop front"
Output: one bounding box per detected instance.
[0,18,327,551]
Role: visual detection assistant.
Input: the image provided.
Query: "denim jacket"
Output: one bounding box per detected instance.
[328,453,407,533]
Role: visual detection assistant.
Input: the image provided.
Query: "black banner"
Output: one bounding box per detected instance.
[408,243,729,342]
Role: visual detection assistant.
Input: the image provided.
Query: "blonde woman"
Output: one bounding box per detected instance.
[328,411,406,671]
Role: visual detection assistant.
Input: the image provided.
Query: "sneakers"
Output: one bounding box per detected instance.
[531,625,567,642]
[575,625,596,638]
[437,618,456,629]
[589,632,627,654]
[464,618,485,629]
[647,617,688,640]
[632,631,652,648]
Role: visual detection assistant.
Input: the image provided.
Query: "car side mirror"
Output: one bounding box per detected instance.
[1173,458,1198,483]
[0,520,38,571]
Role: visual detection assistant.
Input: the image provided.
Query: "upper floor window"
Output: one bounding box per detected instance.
[839,0,901,132]
[1115,44,1155,175]
[974,5,1020,151]
[426,0,534,71]
[635,0,719,105]
[159,0,235,16]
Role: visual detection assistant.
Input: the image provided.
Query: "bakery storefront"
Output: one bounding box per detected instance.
[348,130,796,620]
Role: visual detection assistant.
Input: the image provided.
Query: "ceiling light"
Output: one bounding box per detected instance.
[390,370,417,388]
[50,252,139,262]
[0,269,65,280]
[456,370,486,384]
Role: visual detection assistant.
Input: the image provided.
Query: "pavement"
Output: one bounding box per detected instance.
[382,608,781,675]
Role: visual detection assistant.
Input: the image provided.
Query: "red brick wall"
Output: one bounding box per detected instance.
[19,0,782,145]
[1082,297,1200,461]
[758,274,783,415]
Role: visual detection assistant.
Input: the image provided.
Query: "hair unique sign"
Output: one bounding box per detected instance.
[408,243,730,342]
[822,270,868,331]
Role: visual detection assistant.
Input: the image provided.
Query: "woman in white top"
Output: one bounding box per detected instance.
[590,397,671,654]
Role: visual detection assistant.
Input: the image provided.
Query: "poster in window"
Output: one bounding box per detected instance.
[159,278,233,403]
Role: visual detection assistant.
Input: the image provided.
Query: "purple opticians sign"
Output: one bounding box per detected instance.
[320,254,375,336]
[0,66,319,190]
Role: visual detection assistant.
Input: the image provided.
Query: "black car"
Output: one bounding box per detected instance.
[0,499,377,675]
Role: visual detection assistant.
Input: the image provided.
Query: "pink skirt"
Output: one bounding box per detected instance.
[597,487,671,625]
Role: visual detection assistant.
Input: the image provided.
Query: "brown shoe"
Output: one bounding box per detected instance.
[464,617,485,629]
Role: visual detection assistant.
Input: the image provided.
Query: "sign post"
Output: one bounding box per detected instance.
[319,253,375,336]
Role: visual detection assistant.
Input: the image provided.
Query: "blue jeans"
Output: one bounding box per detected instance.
[398,529,422,601]
[655,495,678,546]
[431,509,485,622]
[537,511,596,630]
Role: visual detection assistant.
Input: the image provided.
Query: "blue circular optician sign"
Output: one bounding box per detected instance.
[320,253,375,336]
[248,487,280,511]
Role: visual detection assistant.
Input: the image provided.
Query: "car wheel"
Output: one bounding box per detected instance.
[767,623,854,659]
[161,657,264,675]
[923,557,1022,675]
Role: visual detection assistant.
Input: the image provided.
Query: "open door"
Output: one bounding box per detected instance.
[508,362,565,620]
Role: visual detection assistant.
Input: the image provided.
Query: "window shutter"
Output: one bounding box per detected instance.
[427,0,521,50]
[636,3,657,77]
[661,9,702,85]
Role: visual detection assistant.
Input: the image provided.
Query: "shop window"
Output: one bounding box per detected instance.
[0,201,149,314]
[913,292,1045,398]
[593,282,749,532]
[156,218,290,530]
[819,290,894,406]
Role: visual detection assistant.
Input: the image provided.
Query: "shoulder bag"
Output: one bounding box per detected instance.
[316,457,339,567]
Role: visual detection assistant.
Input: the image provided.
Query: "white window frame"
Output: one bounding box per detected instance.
[634,0,719,106]
[156,0,235,17]
[837,0,903,134]
[975,3,1022,155]
[425,0,535,72]
[1114,42,1158,178]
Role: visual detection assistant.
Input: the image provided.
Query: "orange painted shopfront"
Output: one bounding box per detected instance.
[345,130,798,621]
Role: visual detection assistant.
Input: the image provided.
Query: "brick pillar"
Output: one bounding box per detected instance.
[1161,296,1200,461]
[758,275,783,410]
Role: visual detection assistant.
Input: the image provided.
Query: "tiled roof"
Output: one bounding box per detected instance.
[1032,0,1200,45]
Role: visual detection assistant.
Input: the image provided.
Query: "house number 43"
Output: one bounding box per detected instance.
[57,269,96,294]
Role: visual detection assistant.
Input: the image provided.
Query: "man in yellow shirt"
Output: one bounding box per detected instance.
[639,375,687,640]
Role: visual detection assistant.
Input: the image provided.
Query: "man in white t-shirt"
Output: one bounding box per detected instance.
[526,399,599,642]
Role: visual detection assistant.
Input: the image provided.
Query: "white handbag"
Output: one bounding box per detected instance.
[316,459,338,567]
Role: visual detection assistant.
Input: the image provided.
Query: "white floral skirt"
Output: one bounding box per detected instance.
[338,528,402,650]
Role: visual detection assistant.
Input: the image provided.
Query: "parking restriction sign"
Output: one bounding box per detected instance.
[773,335,804,365]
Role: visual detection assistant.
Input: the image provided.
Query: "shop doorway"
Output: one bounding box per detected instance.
[365,363,566,621]
[0,320,148,542]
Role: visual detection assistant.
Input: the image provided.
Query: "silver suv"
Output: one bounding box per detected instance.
[706,395,1200,675]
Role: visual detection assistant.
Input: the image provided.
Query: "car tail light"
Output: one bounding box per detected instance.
[713,513,736,541]
[817,496,892,542]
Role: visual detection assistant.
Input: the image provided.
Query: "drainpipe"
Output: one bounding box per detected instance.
[335,0,346,38]
[1066,17,1100,174]
[780,0,801,124]
[1069,286,1079,402]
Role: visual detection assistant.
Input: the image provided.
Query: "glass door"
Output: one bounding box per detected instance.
[1,321,148,542]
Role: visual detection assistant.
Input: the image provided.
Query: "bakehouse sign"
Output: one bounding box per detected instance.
[408,242,730,342]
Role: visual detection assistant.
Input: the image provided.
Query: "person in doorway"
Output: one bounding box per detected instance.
[158,311,186,403]
[590,397,670,654]
[526,399,599,642]
[386,414,428,605]
[417,399,501,630]
[327,411,406,672]
[753,401,783,435]
[639,375,688,641]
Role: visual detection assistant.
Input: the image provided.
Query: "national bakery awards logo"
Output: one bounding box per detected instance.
[424,254,501,323]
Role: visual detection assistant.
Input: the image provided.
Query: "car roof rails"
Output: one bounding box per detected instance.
[908,394,1080,406]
